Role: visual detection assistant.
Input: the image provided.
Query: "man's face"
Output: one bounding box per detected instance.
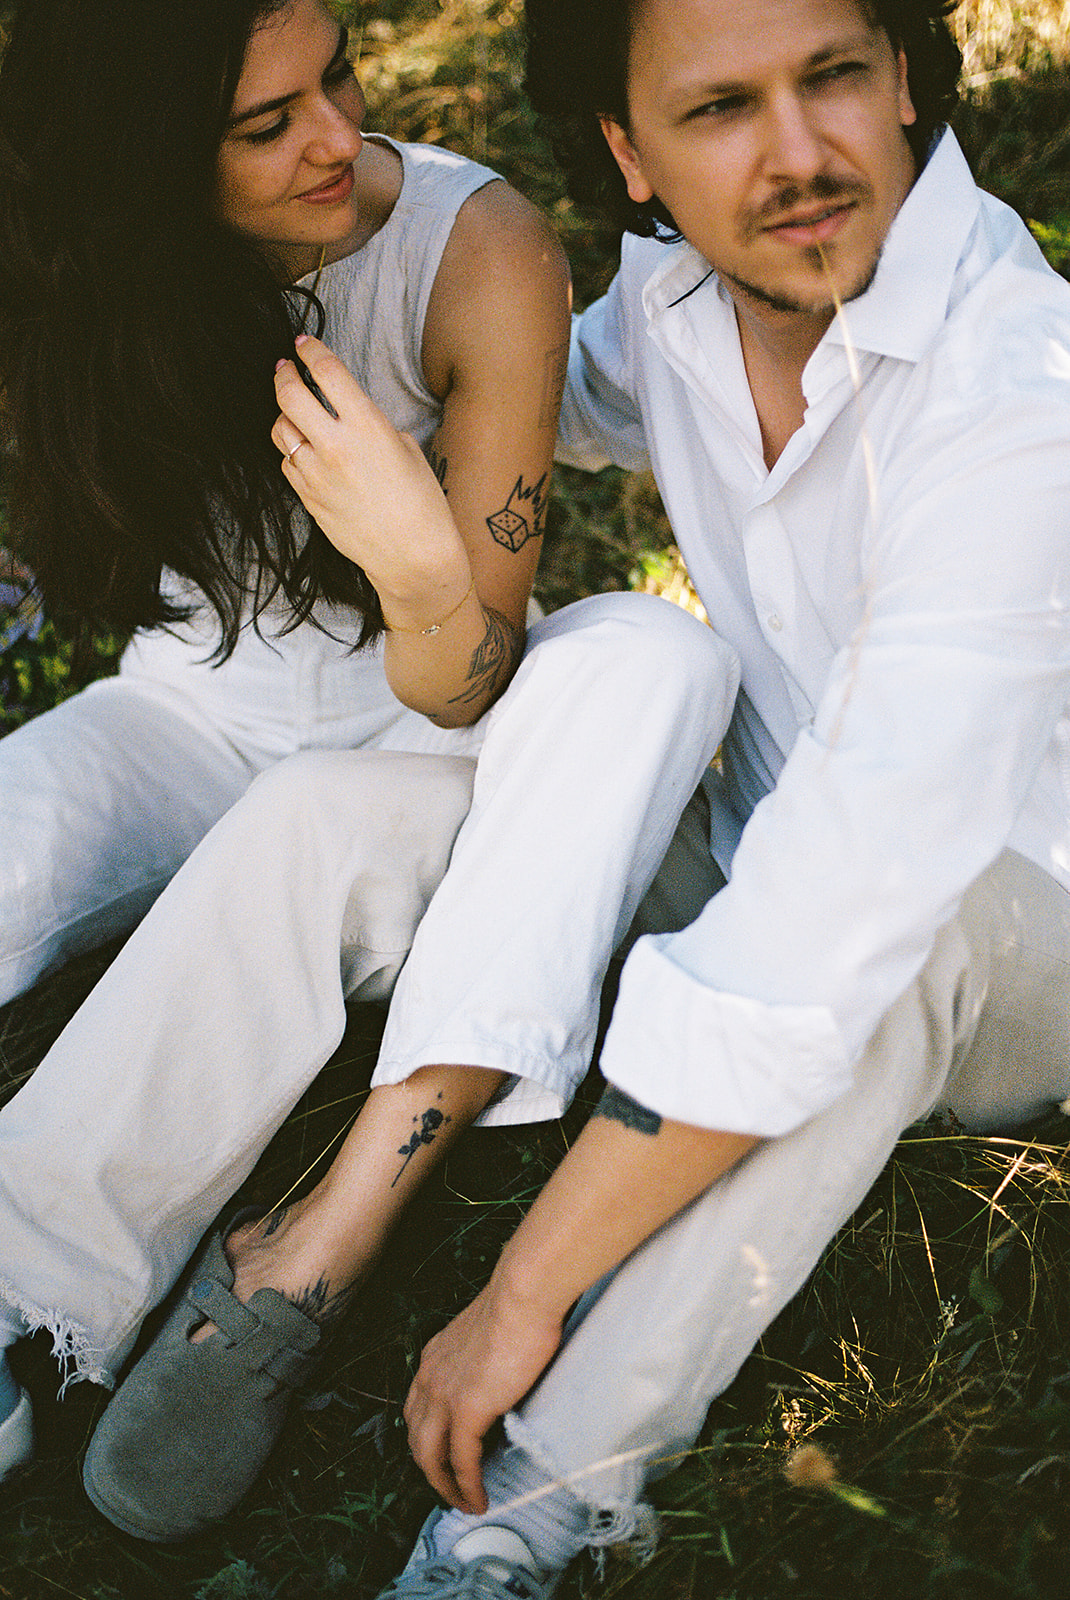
[603,0,918,329]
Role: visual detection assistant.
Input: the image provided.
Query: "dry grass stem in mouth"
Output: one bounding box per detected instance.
[811,239,878,754]
[815,240,879,528]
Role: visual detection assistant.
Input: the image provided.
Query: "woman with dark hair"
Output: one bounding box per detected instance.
[0,0,564,995]
[0,0,728,1542]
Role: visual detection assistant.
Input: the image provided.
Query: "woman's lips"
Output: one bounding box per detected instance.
[299,165,355,205]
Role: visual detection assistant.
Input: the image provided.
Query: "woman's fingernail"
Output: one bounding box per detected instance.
[295,334,309,348]
[274,359,287,372]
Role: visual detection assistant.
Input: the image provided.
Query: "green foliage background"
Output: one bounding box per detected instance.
[5,0,1068,728]
[1,5,1070,1598]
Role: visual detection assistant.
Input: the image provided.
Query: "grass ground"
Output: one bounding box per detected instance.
[2,3,1070,1597]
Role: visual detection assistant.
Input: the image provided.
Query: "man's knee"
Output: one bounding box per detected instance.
[525,592,739,716]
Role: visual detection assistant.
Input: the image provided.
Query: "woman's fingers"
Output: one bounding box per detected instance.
[270,415,308,460]
[269,336,464,585]
[273,335,365,437]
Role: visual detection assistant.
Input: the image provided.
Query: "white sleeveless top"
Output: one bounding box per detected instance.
[120,139,500,762]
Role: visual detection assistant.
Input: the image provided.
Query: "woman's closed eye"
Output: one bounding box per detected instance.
[238,50,355,145]
[243,114,291,146]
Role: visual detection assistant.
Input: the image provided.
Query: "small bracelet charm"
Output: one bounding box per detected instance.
[386,578,476,636]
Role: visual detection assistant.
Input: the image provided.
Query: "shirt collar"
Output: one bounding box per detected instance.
[641,128,981,366]
[818,129,981,364]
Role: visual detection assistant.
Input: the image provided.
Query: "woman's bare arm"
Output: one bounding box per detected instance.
[273,182,570,725]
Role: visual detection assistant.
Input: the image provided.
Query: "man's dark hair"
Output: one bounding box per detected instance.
[525,0,962,238]
[0,0,384,658]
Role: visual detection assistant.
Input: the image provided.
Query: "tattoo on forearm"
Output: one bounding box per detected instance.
[428,446,448,494]
[487,473,548,553]
[447,604,522,709]
[392,1091,453,1188]
[540,341,570,429]
[288,1273,357,1331]
[594,1084,663,1136]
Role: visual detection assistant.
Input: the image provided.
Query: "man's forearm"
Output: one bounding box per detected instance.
[491,1085,760,1323]
[403,1084,761,1511]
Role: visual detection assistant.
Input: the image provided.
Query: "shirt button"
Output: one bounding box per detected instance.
[767,613,782,632]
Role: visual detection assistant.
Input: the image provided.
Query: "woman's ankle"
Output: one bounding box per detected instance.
[224,1201,368,1327]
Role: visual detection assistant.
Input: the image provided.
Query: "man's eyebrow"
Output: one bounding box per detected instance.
[673,34,877,108]
[227,25,349,128]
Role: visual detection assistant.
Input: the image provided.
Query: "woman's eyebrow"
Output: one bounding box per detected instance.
[227,25,349,128]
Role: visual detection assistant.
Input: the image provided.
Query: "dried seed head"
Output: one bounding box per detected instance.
[784,1442,839,1489]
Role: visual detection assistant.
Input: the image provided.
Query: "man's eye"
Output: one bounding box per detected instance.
[811,60,868,87]
[694,95,748,120]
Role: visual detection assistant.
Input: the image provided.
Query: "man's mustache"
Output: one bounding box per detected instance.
[744,174,872,237]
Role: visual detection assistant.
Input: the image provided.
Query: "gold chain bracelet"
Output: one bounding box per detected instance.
[385,577,476,636]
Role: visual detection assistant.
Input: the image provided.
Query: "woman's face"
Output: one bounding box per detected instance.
[216,0,365,277]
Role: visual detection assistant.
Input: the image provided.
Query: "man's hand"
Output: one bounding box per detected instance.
[403,1275,564,1513]
[403,1099,758,1514]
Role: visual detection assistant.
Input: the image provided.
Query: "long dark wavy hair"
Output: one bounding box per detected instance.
[0,0,383,658]
[525,0,963,239]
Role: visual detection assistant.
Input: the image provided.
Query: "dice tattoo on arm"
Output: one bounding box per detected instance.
[486,474,548,554]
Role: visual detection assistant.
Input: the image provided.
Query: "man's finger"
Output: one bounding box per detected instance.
[450,1428,488,1516]
[409,1412,469,1510]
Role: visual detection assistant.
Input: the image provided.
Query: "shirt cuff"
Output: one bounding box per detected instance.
[599,935,853,1137]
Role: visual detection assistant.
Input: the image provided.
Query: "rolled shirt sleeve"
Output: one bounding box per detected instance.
[601,354,1070,1135]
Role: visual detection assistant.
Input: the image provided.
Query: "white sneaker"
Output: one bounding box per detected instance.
[377,1512,562,1598]
[0,1388,34,1482]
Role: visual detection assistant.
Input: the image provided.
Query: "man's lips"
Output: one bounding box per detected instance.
[299,165,355,205]
[763,200,856,245]
[748,182,870,246]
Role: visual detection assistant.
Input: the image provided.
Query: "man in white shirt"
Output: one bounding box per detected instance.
[380,1,1070,1595]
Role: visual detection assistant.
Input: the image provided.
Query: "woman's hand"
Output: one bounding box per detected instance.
[273,335,472,630]
[268,183,567,726]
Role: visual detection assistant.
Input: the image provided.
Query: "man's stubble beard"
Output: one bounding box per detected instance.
[720,245,882,318]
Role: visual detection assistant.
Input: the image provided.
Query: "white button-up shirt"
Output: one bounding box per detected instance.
[560,132,1070,1136]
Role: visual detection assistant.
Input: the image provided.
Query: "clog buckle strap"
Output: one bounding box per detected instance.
[187,1275,320,1389]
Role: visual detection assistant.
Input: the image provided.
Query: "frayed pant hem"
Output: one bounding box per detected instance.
[0,1278,114,1395]
[503,1412,661,1568]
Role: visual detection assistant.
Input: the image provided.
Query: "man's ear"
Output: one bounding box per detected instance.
[600,116,655,205]
[896,48,917,128]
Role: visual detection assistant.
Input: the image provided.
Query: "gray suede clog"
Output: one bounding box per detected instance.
[82,1219,321,1542]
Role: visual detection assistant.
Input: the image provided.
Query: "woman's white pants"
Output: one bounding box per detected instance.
[0,594,733,1382]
